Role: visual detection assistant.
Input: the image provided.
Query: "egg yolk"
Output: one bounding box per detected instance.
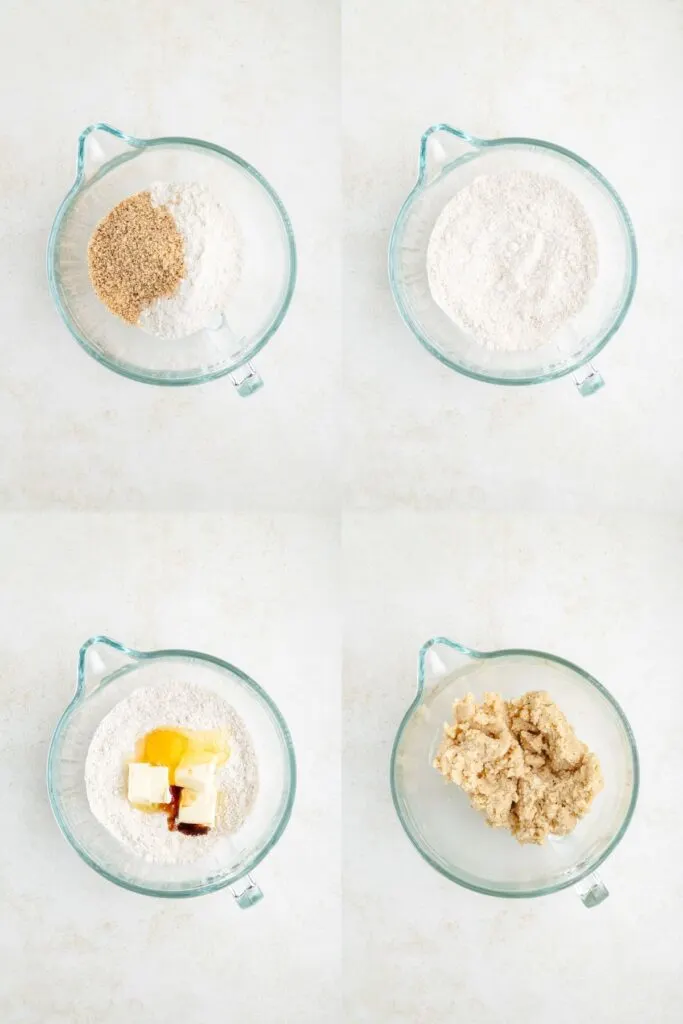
[135,727,229,783]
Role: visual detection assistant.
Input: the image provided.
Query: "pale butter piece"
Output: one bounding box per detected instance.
[177,783,218,828]
[128,763,171,806]
[174,758,217,793]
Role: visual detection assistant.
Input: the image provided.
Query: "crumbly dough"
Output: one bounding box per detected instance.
[433,691,603,844]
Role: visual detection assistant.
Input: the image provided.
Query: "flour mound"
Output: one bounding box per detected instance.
[426,171,598,352]
[139,181,242,340]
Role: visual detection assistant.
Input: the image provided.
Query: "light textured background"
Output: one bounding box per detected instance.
[2,0,682,1020]
[344,510,681,1024]
[344,0,683,512]
[0,514,340,1024]
[0,0,340,511]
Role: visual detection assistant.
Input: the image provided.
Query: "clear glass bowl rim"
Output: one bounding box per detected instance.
[46,123,298,387]
[389,636,640,899]
[388,125,638,386]
[46,637,297,898]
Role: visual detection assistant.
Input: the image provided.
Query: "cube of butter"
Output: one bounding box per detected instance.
[128,763,171,806]
[174,758,217,793]
[177,784,218,828]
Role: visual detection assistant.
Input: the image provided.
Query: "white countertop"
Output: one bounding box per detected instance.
[2,0,682,1021]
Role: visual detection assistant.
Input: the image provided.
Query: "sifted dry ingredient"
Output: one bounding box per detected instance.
[426,171,598,351]
[139,182,243,339]
[87,191,185,324]
[434,690,603,844]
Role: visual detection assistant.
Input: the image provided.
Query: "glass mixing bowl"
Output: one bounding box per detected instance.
[47,124,297,393]
[390,637,639,907]
[47,637,296,907]
[389,125,637,396]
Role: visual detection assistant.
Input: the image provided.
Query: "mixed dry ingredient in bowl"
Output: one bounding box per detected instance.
[426,170,598,352]
[87,181,242,340]
[85,682,258,864]
[433,690,603,844]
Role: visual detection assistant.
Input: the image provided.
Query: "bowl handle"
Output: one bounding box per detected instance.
[202,314,264,397]
[418,124,484,186]
[76,635,140,697]
[230,362,264,397]
[573,362,605,397]
[574,870,609,908]
[229,873,264,909]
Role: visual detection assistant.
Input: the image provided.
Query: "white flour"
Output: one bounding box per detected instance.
[426,170,598,351]
[85,682,258,864]
[138,181,242,340]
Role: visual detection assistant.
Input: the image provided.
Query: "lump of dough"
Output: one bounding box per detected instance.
[433,690,604,845]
